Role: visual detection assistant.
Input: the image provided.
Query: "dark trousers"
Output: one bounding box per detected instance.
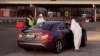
[21,27,29,33]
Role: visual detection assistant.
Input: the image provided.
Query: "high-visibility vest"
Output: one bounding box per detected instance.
[27,18,34,27]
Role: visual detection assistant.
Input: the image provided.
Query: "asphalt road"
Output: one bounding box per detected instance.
[0,25,21,55]
[0,23,100,56]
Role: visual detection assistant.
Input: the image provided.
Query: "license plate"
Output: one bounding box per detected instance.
[25,33,40,38]
[26,34,35,38]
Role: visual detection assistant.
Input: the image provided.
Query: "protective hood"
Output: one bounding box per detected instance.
[37,14,45,24]
[70,19,82,50]
[70,19,82,32]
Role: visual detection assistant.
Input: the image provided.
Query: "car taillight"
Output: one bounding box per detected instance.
[37,32,51,40]
[18,34,23,39]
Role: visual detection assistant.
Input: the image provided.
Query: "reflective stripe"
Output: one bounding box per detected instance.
[27,18,34,27]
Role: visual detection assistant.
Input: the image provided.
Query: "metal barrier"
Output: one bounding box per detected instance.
[0,17,65,27]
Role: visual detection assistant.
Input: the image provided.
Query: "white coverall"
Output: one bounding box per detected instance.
[36,14,45,24]
[70,19,82,50]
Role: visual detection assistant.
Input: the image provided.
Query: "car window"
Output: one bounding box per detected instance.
[65,23,71,29]
[57,23,71,33]
[30,22,53,30]
[57,23,67,30]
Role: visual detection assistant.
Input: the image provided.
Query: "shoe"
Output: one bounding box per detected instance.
[75,49,80,52]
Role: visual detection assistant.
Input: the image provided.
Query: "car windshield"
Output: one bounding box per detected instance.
[30,22,53,30]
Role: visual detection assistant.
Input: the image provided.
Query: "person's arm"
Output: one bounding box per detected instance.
[33,19,36,25]
[42,18,45,22]
[25,19,30,27]
[70,20,76,31]
[70,22,74,30]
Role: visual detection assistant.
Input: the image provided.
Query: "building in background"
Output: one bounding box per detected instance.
[0,0,100,21]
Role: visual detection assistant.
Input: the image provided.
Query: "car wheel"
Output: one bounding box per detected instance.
[54,40,63,54]
[24,48,33,51]
[81,32,87,47]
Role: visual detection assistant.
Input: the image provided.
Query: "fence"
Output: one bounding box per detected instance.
[0,17,65,25]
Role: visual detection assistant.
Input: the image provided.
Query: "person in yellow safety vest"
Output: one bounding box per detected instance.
[22,15,35,32]
[25,15,35,27]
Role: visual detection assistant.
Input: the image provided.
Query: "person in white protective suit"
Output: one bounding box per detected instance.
[70,19,82,51]
[36,14,45,24]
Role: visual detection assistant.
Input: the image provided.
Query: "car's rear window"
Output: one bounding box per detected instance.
[31,23,53,30]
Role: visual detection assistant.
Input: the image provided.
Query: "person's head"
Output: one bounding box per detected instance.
[39,14,43,18]
[28,15,32,18]
[71,18,77,23]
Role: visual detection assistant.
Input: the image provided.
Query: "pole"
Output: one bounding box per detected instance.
[93,4,96,22]
[34,7,37,18]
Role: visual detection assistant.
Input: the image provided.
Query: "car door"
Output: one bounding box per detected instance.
[57,23,73,47]
[64,23,73,43]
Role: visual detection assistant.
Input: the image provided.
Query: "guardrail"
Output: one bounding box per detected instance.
[0,17,64,25]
